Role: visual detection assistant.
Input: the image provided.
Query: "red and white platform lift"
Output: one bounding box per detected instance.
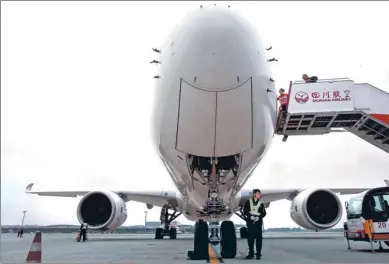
[276,78,389,153]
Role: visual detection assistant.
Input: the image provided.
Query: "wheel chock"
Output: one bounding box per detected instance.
[187,250,208,260]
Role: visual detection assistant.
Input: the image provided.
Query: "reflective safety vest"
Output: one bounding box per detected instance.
[81,223,88,230]
[249,199,262,216]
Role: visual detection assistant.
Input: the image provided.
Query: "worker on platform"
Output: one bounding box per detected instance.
[277,88,288,118]
[277,88,289,142]
[302,74,318,83]
[243,189,267,260]
[78,222,88,242]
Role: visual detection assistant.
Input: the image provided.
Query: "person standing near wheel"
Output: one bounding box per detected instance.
[243,189,266,260]
[78,222,88,242]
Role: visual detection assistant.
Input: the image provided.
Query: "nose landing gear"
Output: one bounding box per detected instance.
[188,219,237,260]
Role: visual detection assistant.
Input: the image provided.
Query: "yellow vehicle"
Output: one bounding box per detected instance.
[343,181,389,252]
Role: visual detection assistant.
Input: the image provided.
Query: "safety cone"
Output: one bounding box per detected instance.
[26,231,42,263]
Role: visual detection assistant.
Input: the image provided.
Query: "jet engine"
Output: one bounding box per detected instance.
[290,189,343,230]
[77,191,127,231]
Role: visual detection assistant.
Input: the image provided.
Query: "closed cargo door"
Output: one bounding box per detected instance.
[175,80,216,157]
[215,79,253,157]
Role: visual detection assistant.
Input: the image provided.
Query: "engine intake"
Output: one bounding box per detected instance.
[290,189,342,230]
[77,191,127,231]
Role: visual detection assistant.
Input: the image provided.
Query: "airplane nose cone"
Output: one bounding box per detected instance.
[176,8,260,91]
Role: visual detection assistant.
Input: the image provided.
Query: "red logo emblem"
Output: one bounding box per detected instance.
[295,91,309,104]
[312,92,320,99]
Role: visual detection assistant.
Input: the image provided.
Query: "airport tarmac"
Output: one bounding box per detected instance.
[1,232,388,263]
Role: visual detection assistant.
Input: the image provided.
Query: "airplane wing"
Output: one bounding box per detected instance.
[25,183,178,208]
[237,187,370,209]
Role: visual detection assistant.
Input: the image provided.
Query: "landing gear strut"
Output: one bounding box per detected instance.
[209,217,220,245]
[155,207,181,240]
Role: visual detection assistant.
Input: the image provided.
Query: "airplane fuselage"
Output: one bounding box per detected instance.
[152,7,277,221]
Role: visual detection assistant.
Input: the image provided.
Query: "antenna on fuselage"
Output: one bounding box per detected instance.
[266,46,272,51]
[385,179,389,186]
[152,48,161,53]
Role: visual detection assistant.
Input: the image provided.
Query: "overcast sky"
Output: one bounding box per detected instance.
[2,1,389,228]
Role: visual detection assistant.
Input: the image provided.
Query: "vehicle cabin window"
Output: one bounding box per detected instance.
[383,195,389,205]
[372,195,384,212]
[347,197,363,216]
[365,190,389,222]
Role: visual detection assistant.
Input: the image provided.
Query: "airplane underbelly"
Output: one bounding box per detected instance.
[175,78,253,157]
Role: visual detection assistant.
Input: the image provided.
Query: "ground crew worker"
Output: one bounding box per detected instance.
[17,227,24,237]
[79,222,88,242]
[277,88,289,142]
[243,189,267,260]
[302,74,318,83]
[277,88,288,118]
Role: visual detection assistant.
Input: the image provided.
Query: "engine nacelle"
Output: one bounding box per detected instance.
[290,189,342,230]
[77,191,128,231]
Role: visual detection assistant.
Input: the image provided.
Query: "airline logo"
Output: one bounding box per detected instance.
[295,91,309,104]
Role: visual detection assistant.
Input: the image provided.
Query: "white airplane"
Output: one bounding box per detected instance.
[26,6,376,259]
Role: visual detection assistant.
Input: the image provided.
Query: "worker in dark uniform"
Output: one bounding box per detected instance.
[243,189,267,260]
[79,222,88,242]
[302,74,318,83]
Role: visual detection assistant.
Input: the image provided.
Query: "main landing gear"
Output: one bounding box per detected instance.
[188,219,237,260]
[155,207,181,240]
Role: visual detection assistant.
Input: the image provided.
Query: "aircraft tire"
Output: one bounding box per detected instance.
[220,220,237,259]
[169,227,177,239]
[191,220,209,260]
[240,227,248,239]
[155,228,164,239]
